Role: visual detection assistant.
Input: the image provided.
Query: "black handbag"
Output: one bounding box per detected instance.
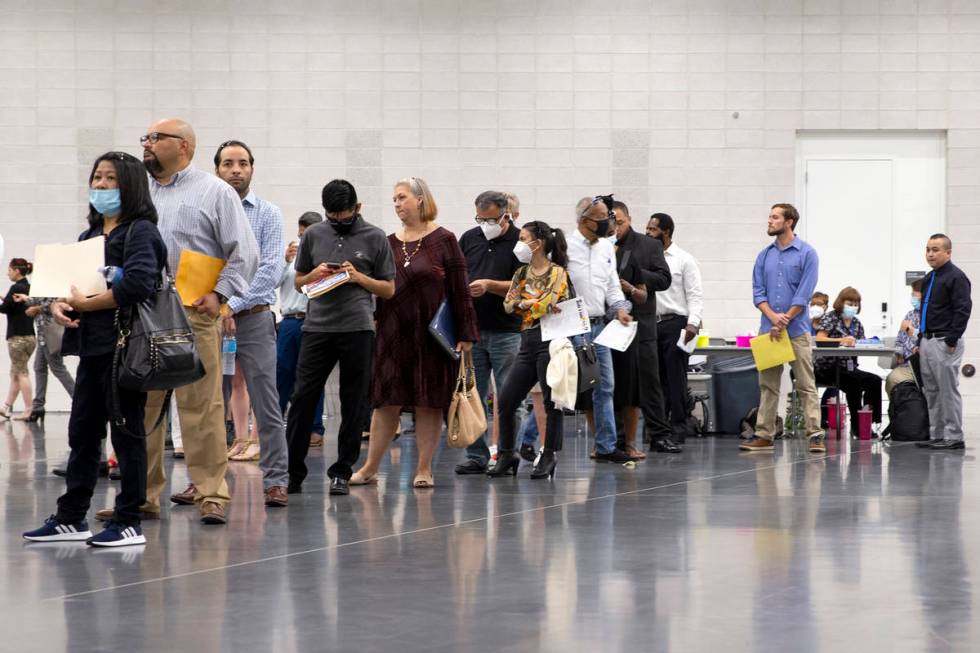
[110,222,205,436]
[575,341,601,393]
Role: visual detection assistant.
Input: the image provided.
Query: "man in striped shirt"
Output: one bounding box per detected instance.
[138,118,258,525]
[214,139,290,508]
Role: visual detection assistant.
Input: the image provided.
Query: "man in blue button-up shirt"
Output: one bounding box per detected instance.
[215,140,290,508]
[741,203,825,454]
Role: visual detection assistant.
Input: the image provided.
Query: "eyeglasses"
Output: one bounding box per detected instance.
[474,213,510,225]
[139,132,184,145]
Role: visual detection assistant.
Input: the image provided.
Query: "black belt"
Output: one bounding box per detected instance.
[282,312,306,320]
[588,316,605,325]
[657,313,687,323]
[922,332,946,340]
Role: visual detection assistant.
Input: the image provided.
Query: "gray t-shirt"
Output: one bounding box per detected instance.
[295,216,396,333]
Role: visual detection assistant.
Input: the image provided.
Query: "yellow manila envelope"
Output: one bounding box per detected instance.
[750,333,796,371]
[175,249,225,306]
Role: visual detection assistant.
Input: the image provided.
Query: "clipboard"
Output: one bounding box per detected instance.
[750,333,796,371]
[175,250,226,306]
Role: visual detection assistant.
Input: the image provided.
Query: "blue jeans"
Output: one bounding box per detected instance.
[276,317,325,435]
[575,322,617,453]
[465,330,521,465]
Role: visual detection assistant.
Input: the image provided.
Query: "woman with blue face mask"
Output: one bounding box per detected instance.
[23,151,167,547]
[813,286,883,436]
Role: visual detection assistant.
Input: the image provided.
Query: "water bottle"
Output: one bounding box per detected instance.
[99,265,123,286]
[222,336,237,376]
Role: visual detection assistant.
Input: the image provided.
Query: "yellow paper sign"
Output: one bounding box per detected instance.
[175,249,225,306]
[750,333,796,371]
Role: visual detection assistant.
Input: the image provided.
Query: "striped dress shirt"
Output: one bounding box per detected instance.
[148,164,258,299]
[227,191,284,314]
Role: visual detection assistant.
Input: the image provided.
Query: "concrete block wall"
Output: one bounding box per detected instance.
[1,0,978,416]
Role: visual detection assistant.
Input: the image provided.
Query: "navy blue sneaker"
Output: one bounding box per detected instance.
[86,521,145,547]
[23,515,92,542]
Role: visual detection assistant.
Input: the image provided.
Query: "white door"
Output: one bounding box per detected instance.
[805,158,894,337]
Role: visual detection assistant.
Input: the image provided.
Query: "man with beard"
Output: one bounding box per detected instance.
[125,119,258,524]
[741,203,824,454]
[213,139,290,507]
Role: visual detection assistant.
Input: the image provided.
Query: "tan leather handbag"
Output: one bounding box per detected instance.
[446,351,487,448]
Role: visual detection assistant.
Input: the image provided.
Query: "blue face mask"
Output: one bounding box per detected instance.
[911,296,921,311]
[89,189,121,216]
[842,305,859,319]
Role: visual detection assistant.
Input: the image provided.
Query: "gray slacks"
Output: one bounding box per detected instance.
[919,336,965,442]
[33,342,75,411]
[235,310,289,488]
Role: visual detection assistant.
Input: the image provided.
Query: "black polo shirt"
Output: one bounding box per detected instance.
[459,223,522,333]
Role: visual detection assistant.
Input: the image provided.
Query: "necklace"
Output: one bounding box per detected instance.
[401,231,426,268]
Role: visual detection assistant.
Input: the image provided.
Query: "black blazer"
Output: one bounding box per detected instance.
[616,227,671,338]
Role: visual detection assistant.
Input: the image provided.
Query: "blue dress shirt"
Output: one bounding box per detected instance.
[228,191,285,314]
[752,236,819,339]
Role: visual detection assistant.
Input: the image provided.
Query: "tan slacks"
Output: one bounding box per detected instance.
[885,365,914,396]
[145,308,230,511]
[757,332,823,440]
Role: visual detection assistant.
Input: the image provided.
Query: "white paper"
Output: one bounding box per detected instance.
[677,329,697,354]
[594,319,638,352]
[29,239,106,298]
[539,297,591,342]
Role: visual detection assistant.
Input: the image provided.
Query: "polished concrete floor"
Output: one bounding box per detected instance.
[2,414,979,653]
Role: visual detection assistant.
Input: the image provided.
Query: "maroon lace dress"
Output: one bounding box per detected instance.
[370,226,479,409]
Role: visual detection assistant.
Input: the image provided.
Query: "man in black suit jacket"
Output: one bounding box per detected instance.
[611,201,682,453]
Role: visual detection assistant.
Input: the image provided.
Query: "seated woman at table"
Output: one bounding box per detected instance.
[814,286,883,436]
[809,291,829,336]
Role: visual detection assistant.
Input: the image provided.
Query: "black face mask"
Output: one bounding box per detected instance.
[591,218,611,239]
[329,214,358,235]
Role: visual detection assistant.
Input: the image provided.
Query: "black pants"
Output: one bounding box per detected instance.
[656,315,691,430]
[497,327,563,452]
[286,330,374,484]
[814,365,883,431]
[56,353,147,526]
[635,326,674,443]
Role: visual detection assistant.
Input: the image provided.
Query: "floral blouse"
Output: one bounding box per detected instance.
[816,309,864,373]
[503,264,569,331]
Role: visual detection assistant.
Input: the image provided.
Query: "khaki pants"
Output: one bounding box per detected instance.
[757,332,823,440]
[145,308,230,511]
[885,365,915,396]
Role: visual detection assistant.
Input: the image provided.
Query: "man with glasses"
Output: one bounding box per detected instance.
[568,195,634,464]
[213,139,290,507]
[132,118,257,525]
[454,190,523,474]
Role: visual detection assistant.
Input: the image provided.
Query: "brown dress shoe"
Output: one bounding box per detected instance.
[264,486,288,507]
[200,500,227,525]
[170,483,197,505]
[95,507,161,522]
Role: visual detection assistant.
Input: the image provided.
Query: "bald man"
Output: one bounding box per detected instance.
[96,119,258,525]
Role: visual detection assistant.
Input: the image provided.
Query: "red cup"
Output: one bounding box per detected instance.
[858,408,872,440]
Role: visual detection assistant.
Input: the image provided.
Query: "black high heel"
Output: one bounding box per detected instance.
[487,450,520,478]
[24,409,44,424]
[530,449,557,480]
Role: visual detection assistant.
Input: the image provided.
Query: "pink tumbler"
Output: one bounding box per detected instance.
[827,398,847,433]
[857,407,872,440]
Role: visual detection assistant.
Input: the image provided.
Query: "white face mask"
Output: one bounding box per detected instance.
[809,305,825,320]
[480,221,503,240]
[513,241,536,264]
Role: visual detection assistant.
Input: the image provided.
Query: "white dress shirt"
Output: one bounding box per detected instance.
[655,242,704,328]
[566,230,628,318]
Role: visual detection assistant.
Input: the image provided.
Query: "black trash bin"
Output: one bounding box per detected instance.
[706,355,760,435]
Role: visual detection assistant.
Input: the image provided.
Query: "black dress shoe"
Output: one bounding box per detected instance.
[519,443,537,462]
[52,467,67,478]
[53,461,110,478]
[594,448,631,464]
[287,482,303,494]
[651,438,683,454]
[915,439,938,448]
[454,460,488,475]
[929,439,965,450]
[329,477,350,495]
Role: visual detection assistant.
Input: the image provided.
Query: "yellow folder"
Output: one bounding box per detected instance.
[750,333,796,371]
[175,249,226,306]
